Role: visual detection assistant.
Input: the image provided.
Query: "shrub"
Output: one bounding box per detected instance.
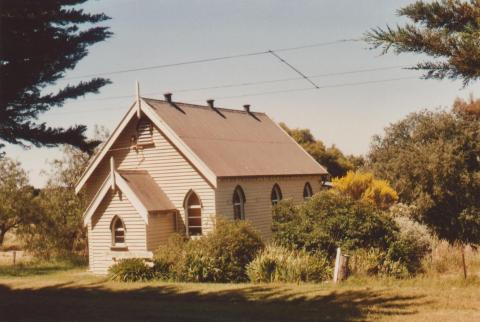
[154,234,188,280]
[247,244,331,283]
[332,171,398,210]
[154,219,264,282]
[108,258,154,282]
[273,190,398,258]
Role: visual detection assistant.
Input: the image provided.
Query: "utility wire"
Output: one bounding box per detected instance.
[215,76,418,100]
[269,50,320,89]
[63,65,407,104]
[47,75,417,116]
[64,38,360,81]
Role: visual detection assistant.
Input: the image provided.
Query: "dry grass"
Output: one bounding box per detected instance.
[0,263,479,322]
[0,241,478,321]
[422,241,480,277]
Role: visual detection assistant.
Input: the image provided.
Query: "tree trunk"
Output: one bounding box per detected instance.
[0,230,5,247]
[461,245,467,279]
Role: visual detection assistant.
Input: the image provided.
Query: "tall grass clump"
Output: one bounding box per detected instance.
[247,244,331,283]
[108,258,154,282]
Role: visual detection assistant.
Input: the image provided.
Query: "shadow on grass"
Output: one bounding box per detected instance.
[0,280,430,322]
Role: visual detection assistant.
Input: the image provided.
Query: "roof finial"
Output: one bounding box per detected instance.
[136,81,141,118]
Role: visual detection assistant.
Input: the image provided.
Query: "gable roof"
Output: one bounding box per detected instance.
[75,97,328,194]
[144,98,328,177]
[117,170,176,212]
[82,170,176,226]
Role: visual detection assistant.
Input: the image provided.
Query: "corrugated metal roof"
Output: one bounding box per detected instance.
[144,98,328,177]
[118,170,176,212]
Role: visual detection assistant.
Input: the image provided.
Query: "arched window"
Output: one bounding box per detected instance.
[271,184,283,205]
[232,185,246,220]
[185,191,202,236]
[111,216,126,246]
[303,182,313,200]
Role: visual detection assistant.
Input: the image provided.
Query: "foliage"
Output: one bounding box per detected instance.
[108,258,154,282]
[390,204,434,257]
[247,244,331,283]
[272,191,398,258]
[453,95,480,118]
[0,158,37,246]
[280,123,364,177]
[20,145,92,260]
[0,0,112,153]
[365,0,480,85]
[333,171,398,209]
[368,105,480,249]
[154,219,264,282]
[350,243,424,279]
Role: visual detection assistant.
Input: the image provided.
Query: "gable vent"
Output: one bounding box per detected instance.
[135,119,154,146]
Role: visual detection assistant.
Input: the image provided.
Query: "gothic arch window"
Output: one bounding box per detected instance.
[271,184,283,205]
[110,216,126,246]
[232,185,246,220]
[303,182,313,200]
[185,191,202,236]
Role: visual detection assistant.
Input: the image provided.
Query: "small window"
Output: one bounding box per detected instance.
[136,119,153,146]
[111,216,126,246]
[271,184,283,205]
[303,182,313,200]
[186,191,202,236]
[233,185,246,220]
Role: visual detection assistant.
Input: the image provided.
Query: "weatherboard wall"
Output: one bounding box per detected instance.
[89,190,148,275]
[84,115,216,273]
[215,176,323,239]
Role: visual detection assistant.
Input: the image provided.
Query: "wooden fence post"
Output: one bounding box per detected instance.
[333,247,350,283]
[12,250,16,266]
[333,247,341,282]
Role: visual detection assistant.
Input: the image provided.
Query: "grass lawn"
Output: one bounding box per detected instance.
[0,264,479,322]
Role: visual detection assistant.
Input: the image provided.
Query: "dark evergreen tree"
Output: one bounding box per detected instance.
[0,0,112,154]
[365,0,480,85]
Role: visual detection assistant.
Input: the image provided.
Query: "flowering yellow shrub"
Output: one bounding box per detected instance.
[333,171,398,209]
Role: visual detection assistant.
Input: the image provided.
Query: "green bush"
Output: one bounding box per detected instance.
[273,190,398,258]
[350,238,429,279]
[108,258,154,282]
[273,192,433,278]
[154,219,264,282]
[247,244,331,283]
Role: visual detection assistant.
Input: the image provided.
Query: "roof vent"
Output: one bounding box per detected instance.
[164,92,172,103]
[207,99,215,110]
[243,104,250,113]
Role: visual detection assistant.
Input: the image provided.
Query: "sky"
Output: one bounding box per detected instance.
[4,0,474,187]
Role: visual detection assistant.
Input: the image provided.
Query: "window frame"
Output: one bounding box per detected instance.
[303,182,313,200]
[110,216,126,247]
[271,183,283,205]
[232,185,246,220]
[185,191,202,237]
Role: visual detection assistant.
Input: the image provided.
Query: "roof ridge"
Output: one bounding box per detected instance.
[142,97,266,115]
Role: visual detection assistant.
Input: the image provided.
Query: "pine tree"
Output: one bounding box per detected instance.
[0,0,112,154]
[365,0,480,85]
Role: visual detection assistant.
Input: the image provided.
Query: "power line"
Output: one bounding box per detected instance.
[64,38,360,81]
[63,64,408,104]
[269,50,320,89]
[215,76,418,100]
[46,75,417,116]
